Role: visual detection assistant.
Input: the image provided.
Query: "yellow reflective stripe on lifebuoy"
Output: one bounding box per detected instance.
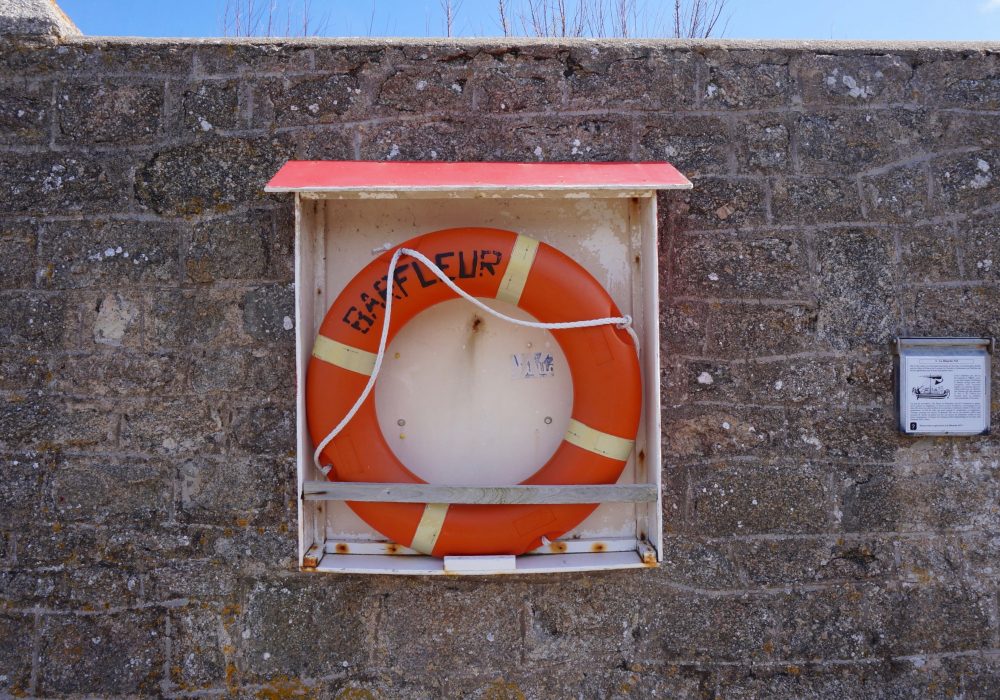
[564,419,634,461]
[312,335,377,376]
[496,234,539,305]
[410,503,449,554]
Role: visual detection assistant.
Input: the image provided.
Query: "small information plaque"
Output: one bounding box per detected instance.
[896,338,993,436]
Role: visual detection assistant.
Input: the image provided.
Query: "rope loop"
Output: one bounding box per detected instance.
[313,247,640,472]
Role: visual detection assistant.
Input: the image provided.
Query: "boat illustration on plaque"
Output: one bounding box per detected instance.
[912,375,951,399]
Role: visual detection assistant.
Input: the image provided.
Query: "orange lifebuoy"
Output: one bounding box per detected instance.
[306,227,642,556]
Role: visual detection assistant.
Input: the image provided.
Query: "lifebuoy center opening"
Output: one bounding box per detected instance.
[265,161,691,575]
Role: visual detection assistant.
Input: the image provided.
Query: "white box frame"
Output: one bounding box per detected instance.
[269,167,688,575]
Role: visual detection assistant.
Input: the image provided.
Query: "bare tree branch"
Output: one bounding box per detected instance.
[221,0,330,37]
[440,0,464,37]
[514,0,592,38]
[222,0,730,39]
[673,0,729,38]
[500,0,729,39]
[498,0,511,36]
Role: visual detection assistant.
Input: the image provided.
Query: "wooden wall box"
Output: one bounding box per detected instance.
[266,161,691,575]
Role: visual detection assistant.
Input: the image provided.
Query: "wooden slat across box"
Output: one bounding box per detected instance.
[265,160,691,575]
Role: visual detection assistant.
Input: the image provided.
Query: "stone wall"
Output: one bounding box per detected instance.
[1,15,999,699]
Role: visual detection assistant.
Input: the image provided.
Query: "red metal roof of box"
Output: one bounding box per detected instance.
[265,161,691,193]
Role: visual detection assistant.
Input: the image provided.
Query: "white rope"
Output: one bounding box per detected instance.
[313,246,641,472]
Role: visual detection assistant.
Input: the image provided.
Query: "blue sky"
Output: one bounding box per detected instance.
[59,0,1000,40]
